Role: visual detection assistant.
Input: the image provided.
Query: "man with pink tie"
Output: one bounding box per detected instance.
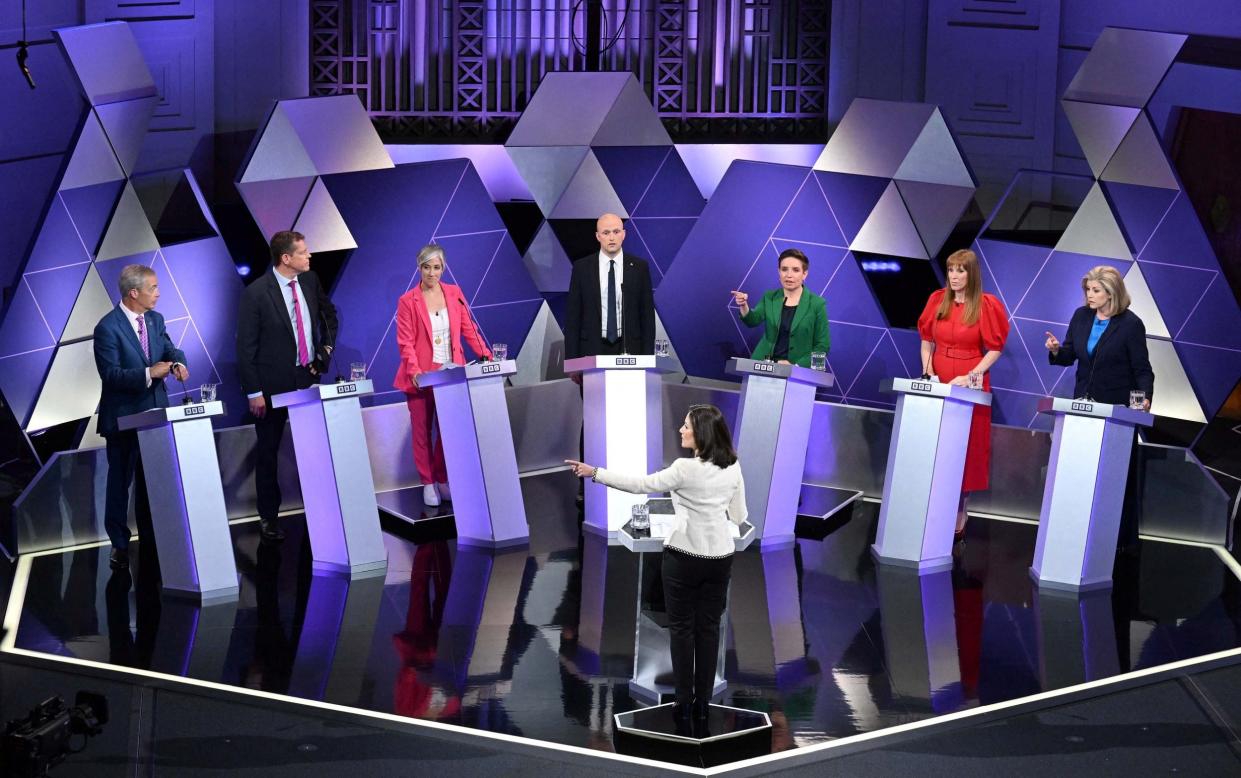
[236,231,338,541]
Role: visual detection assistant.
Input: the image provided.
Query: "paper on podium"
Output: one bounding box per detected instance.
[646,515,740,540]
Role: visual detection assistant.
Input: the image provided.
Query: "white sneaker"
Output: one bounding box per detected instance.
[422,483,441,506]
[437,482,451,501]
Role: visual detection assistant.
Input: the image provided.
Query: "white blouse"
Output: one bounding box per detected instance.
[429,307,450,365]
[593,457,746,558]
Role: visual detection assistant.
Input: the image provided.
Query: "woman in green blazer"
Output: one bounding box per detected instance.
[731,248,830,367]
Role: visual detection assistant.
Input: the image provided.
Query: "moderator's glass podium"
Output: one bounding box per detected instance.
[728,358,835,548]
[271,380,387,576]
[415,360,528,547]
[566,354,676,537]
[872,377,992,572]
[616,507,755,701]
[1031,397,1153,591]
[118,401,237,601]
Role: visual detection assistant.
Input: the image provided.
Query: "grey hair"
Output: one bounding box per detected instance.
[118,264,155,296]
[417,243,446,267]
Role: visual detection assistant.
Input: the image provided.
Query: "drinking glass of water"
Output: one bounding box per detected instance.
[492,343,508,361]
[350,362,367,381]
[1129,390,1146,410]
[810,351,827,371]
[631,502,650,532]
[967,371,983,390]
[199,383,217,403]
[655,339,671,358]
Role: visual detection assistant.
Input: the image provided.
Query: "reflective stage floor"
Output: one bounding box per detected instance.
[9,471,1241,761]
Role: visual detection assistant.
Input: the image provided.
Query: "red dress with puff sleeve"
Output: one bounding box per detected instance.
[917,290,1009,492]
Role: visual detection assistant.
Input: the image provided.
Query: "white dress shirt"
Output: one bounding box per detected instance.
[598,250,624,340]
[593,458,747,558]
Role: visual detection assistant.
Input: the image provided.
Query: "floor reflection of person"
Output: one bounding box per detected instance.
[731,247,829,367]
[393,541,460,720]
[917,249,1009,538]
[567,404,746,729]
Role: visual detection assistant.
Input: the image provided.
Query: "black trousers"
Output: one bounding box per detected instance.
[661,547,733,705]
[103,430,152,550]
[254,405,291,524]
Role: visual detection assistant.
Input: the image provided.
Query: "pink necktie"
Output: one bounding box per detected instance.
[136,315,149,360]
[289,280,309,366]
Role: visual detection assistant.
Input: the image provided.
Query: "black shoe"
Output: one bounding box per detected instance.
[673,701,692,722]
[691,700,710,721]
[259,520,286,542]
[109,548,129,570]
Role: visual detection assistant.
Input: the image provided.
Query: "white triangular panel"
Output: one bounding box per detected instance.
[1122,263,1170,339]
[1146,338,1206,423]
[1055,182,1132,261]
[61,265,114,342]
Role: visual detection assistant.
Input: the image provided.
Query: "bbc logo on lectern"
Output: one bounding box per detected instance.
[616,357,637,366]
[1071,401,1093,412]
[481,363,501,374]
[336,384,356,395]
[184,405,205,416]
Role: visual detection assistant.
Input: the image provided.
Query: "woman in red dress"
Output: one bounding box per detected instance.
[917,249,1009,538]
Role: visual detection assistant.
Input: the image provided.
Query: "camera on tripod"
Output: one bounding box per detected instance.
[2,692,108,777]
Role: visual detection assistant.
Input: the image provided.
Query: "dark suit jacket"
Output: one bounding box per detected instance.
[93,305,187,436]
[1050,306,1154,405]
[564,253,656,359]
[236,269,338,398]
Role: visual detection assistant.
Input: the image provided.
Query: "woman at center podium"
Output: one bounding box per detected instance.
[566,404,746,732]
[731,248,830,366]
[917,248,1009,538]
[393,244,492,508]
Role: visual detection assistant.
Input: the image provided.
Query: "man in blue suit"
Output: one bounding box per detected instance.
[93,264,188,569]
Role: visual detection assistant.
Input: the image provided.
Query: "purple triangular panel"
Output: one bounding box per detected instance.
[469,299,544,361]
[593,146,670,214]
[1176,275,1241,350]
[366,324,401,403]
[814,171,889,243]
[988,318,1061,397]
[150,251,190,321]
[850,181,928,259]
[1102,181,1178,257]
[164,317,190,349]
[170,325,222,397]
[0,347,56,427]
[93,251,158,304]
[990,387,1049,430]
[59,180,126,257]
[888,328,924,379]
[437,231,507,299]
[771,172,848,248]
[432,160,507,237]
[1015,251,1125,324]
[471,237,542,308]
[825,323,884,400]
[975,239,1052,313]
[237,176,316,238]
[24,262,91,341]
[622,221,665,287]
[1174,341,1241,420]
[25,198,93,273]
[0,283,58,355]
[894,180,974,258]
[628,217,696,282]
[1139,261,1215,339]
[633,152,705,218]
[848,332,909,404]
[822,251,887,328]
[159,238,244,392]
[1137,194,1218,270]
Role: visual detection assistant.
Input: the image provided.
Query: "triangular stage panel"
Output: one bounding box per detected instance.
[1174,341,1241,421]
[1146,339,1206,423]
[1060,101,1140,178]
[59,180,125,257]
[0,282,58,354]
[1102,181,1177,256]
[150,251,190,321]
[293,178,357,252]
[815,171,890,244]
[1122,263,1171,338]
[94,97,157,177]
[26,341,103,432]
[628,217,697,282]
[1054,182,1132,261]
[472,238,542,308]
[549,152,628,219]
[93,251,158,304]
[893,110,974,188]
[1137,193,1218,270]
[772,172,848,248]
[237,176,316,239]
[1100,114,1180,190]
[849,331,915,405]
[240,106,317,183]
[593,146,673,215]
[96,182,160,261]
[25,262,92,343]
[24,198,93,273]
[851,182,928,259]
[1138,261,1215,339]
[0,347,56,429]
[894,180,975,259]
[823,323,885,399]
[61,264,113,342]
[432,161,508,237]
[434,231,507,298]
[819,250,887,328]
[1015,251,1125,324]
[1176,274,1241,351]
[61,110,125,190]
[633,151,705,218]
[505,72,628,147]
[621,221,665,287]
[592,77,673,147]
[521,221,574,293]
[506,146,590,215]
[975,239,1053,313]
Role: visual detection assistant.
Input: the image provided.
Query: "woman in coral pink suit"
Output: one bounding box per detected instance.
[394,244,492,508]
[917,249,1009,538]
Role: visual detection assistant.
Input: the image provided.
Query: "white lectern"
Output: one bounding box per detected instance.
[1031,397,1153,591]
[728,358,835,548]
[118,401,237,601]
[872,378,992,572]
[271,380,387,576]
[565,355,676,537]
[416,360,528,548]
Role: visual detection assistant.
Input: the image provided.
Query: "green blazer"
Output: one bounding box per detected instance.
[739,288,830,367]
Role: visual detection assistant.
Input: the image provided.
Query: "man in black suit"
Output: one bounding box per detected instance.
[93,264,188,569]
[236,230,338,541]
[564,213,656,361]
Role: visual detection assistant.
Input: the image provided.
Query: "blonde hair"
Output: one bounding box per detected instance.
[936,249,982,326]
[1082,265,1129,316]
